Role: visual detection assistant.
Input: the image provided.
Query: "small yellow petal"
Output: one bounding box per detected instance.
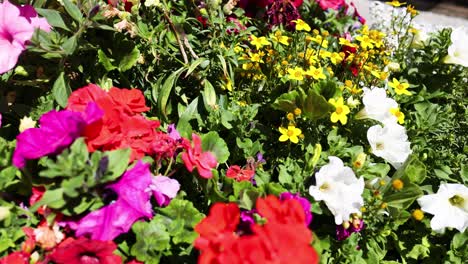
[279,135,289,142]
[290,135,299,144]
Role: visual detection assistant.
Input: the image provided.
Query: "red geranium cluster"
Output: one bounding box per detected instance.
[194,195,319,264]
[66,84,159,161]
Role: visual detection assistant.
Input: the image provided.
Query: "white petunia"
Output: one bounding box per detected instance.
[417,183,468,233]
[19,116,36,133]
[358,87,398,124]
[367,123,412,169]
[309,156,364,225]
[444,27,468,67]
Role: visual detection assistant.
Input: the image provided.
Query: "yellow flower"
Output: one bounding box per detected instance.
[412,209,424,221]
[293,19,311,32]
[392,179,404,190]
[287,67,305,81]
[286,113,294,121]
[328,97,350,125]
[390,107,405,124]
[305,66,326,80]
[250,35,270,50]
[271,31,290,46]
[388,78,412,95]
[279,125,302,143]
[233,45,243,53]
[330,52,344,65]
[249,52,263,63]
[339,38,358,49]
[386,0,406,7]
[222,77,233,91]
[355,35,374,49]
[294,108,302,116]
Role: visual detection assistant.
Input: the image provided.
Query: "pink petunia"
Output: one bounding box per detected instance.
[12,103,102,168]
[149,175,180,207]
[68,161,153,241]
[0,0,51,74]
[181,134,217,179]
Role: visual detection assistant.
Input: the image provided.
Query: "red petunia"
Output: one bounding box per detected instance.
[48,237,122,264]
[181,134,217,179]
[0,251,29,264]
[194,203,240,264]
[226,165,255,182]
[256,195,307,226]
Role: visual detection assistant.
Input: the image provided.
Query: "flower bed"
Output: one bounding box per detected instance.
[0,0,467,263]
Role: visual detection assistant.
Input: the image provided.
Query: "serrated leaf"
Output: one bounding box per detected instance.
[98,50,117,72]
[201,131,229,164]
[103,148,131,182]
[118,46,140,72]
[30,189,65,212]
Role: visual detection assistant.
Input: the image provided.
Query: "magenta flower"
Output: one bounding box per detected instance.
[68,161,153,241]
[13,111,85,168]
[316,0,347,11]
[0,0,50,74]
[12,103,102,168]
[279,192,313,226]
[181,134,217,179]
[149,175,180,207]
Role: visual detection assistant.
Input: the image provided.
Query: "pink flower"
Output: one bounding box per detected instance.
[68,161,153,241]
[0,0,50,74]
[181,134,217,179]
[12,103,102,168]
[316,0,347,10]
[149,176,180,207]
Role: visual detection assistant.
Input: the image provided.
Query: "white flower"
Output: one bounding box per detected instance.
[309,156,364,225]
[444,27,468,67]
[367,123,411,169]
[358,87,398,124]
[417,183,468,233]
[19,116,36,133]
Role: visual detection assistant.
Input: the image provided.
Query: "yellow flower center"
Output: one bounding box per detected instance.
[392,179,404,190]
[287,130,295,137]
[449,195,465,207]
[319,182,330,191]
[376,142,384,150]
[412,209,424,221]
[335,106,343,114]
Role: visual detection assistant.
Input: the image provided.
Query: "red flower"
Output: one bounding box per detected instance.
[48,237,122,264]
[181,134,217,178]
[226,165,255,182]
[194,203,240,264]
[256,195,307,225]
[0,251,29,264]
[66,84,158,161]
[194,196,319,264]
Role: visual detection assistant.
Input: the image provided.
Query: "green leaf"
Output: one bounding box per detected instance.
[30,189,65,212]
[131,219,170,263]
[278,164,293,185]
[384,183,423,209]
[402,156,427,184]
[302,89,332,120]
[158,69,184,118]
[52,72,72,108]
[62,35,77,55]
[103,148,131,182]
[201,131,230,164]
[98,50,117,72]
[203,80,217,108]
[185,58,209,77]
[62,0,83,23]
[36,9,70,31]
[272,91,299,113]
[118,46,140,72]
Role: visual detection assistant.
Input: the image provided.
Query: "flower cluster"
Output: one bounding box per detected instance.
[194,195,318,264]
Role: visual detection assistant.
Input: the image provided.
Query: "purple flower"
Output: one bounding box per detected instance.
[68,161,154,241]
[336,218,365,241]
[237,209,258,235]
[148,175,180,207]
[12,103,102,168]
[167,124,181,141]
[279,192,313,226]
